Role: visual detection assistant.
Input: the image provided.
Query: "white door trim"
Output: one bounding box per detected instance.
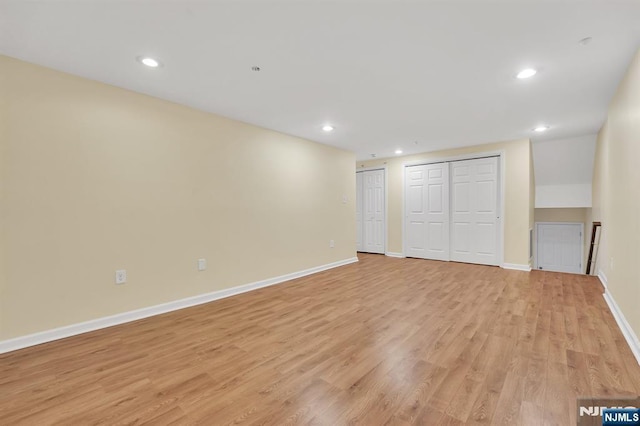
[401,150,505,267]
[357,165,387,172]
[401,150,505,168]
[534,221,584,273]
[355,172,363,252]
[356,166,388,254]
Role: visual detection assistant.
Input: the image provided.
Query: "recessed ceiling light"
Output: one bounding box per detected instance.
[395,149,403,154]
[517,68,537,79]
[322,125,334,132]
[533,125,549,132]
[137,56,161,68]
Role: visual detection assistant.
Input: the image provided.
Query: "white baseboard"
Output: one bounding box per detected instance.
[0,257,359,355]
[502,263,532,272]
[598,269,608,290]
[385,252,405,258]
[603,288,640,366]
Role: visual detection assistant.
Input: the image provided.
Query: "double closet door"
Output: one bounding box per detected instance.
[356,169,385,254]
[405,156,499,266]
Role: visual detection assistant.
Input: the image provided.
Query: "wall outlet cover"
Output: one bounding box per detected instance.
[115,269,127,284]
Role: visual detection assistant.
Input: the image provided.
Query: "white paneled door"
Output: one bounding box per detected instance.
[536,223,582,273]
[363,170,385,253]
[356,169,385,254]
[404,156,500,266]
[405,163,450,261]
[450,157,499,266]
[356,172,363,252]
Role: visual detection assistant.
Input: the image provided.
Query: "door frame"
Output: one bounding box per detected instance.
[401,150,505,267]
[534,221,584,273]
[356,165,388,254]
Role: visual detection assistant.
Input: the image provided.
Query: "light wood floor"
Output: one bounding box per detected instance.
[2,254,640,425]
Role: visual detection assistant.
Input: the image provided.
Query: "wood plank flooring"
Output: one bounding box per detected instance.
[1,253,640,425]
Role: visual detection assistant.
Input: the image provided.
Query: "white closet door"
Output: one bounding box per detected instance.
[363,169,385,254]
[405,163,450,260]
[450,157,499,265]
[356,172,363,251]
[405,165,427,258]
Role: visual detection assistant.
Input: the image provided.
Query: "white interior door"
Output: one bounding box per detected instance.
[363,169,385,254]
[405,163,450,260]
[536,223,582,273]
[450,157,499,266]
[356,172,363,251]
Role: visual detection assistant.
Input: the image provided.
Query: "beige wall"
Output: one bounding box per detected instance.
[357,138,533,266]
[0,58,6,336]
[534,208,587,223]
[592,48,640,337]
[0,56,356,340]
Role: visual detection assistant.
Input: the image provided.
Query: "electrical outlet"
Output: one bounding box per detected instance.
[115,269,127,285]
[198,258,206,271]
[330,240,335,248]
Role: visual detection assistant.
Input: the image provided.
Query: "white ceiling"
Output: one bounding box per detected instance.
[1,1,639,160]
[533,134,597,186]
